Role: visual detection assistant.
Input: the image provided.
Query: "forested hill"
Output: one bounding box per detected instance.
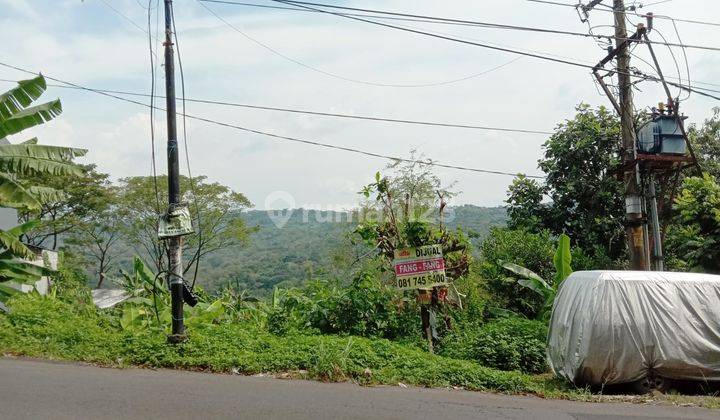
[199,205,506,295]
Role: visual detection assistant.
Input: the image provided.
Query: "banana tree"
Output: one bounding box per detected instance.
[117,257,226,331]
[0,75,86,301]
[502,234,573,320]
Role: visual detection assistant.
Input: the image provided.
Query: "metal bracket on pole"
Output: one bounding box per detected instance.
[577,0,606,22]
[593,70,622,115]
[596,24,646,69]
[592,24,646,116]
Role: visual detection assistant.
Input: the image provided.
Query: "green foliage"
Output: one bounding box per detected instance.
[49,253,93,306]
[553,234,573,285]
[479,228,555,318]
[0,75,62,138]
[501,234,573,320]
[353,161,471,313]
[0,76,85,298]
[688,107,720,179]
[440,317,548,374]
[0,294,121,363]
[506,175,547,231]
[114,257,229,332]
[506,104,625,266]
[0,294,536,393]
[267,268,418,339]
[667,174,720,273]
[19,163,113,251]
[116,175,253,276]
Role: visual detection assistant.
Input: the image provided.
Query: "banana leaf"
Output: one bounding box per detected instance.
[27,186,66,204]
[0,230,34,259]
[0,259,52,283]
[0,172,42,210]
[0,143,87,177]
[553,233,573,286]
[0,75,47,121]
[0,100,62,138]
[502,262,548,286]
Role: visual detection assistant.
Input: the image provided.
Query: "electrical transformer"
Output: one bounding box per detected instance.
[636,115,686,155]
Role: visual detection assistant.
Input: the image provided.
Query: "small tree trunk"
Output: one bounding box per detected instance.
[97,272,106,289]
[421,305,434,353]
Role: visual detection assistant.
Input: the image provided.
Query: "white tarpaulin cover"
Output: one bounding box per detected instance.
[547,270,720,386]
[92,289,131,309]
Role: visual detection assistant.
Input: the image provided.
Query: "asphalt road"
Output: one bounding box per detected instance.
[0,358,716,420]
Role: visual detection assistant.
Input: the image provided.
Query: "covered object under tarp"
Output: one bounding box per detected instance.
[547,270,720,386]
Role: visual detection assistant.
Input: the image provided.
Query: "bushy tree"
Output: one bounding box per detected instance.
[506,175,546,231]
[506,104,625,266]
[116,175,254,277]
[354,157,469,351]
[64,186,122,288]
[688,107,720,179]
[18,163,112,250]
[666,174,720,273]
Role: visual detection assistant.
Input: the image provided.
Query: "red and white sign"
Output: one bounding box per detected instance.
[392,244,447,290]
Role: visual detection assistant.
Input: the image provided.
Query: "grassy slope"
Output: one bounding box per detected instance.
[1,296,719,409]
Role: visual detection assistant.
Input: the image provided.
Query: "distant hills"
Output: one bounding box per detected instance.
[197,205,507,295]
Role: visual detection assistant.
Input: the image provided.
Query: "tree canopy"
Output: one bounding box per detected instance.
[506,104,625,266]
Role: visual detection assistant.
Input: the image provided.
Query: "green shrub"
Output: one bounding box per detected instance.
[0,293,538,394]
[479,228,555,318]
[52,254,93,307]
[0,294,122,363]
[440,317,548,374]
[270,270,418,339]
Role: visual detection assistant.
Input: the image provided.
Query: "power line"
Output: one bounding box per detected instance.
[525,0,720,28]
[0,62,544,178]
[642,0,674,7]
[198,0,525,88]
[269,0,720,101]
[171,2,204,290]
[216,0,720,51]
[147,0,162,215]
[526,0,576,7]
[0,78,554,135]
[99,0,161,42]
[103,0,526,90]
[109,0,512,89]
[113,0,719,89]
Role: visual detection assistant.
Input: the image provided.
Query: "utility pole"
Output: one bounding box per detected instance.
[614,0,649,270]
[648,174,664,270]
[163,0,185,341]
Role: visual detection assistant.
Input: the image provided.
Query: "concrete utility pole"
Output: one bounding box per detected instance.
[163,0,185,340]
[614,0,649,270]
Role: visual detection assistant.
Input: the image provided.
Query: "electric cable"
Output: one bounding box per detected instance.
[671,18,691,101]
[268,0,720,100]
[525,0,720,28]
[131,0,716,89]
[0,62,546,179]
[147,0,162,217]
[199,0,720,51]
[0,79,554,135]
[170,3,204,290]
[264,0,720,50]
[198,0,525,88]
[653,27,683,98]
[100,0,154,36]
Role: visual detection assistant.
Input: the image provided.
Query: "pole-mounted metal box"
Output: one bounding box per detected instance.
[636,115,686,155]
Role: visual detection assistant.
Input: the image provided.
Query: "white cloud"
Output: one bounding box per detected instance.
[1,0,718,209]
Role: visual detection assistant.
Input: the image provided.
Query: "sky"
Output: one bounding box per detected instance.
[1,0,719,210]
